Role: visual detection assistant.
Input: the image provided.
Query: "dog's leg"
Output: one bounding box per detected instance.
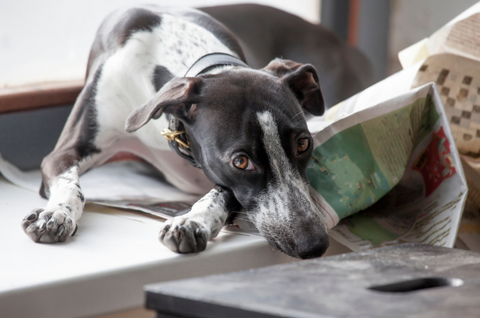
[21,67,106,243]
[21,128,96,243]
[160,187,234,253]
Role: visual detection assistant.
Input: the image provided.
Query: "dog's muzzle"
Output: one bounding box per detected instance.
[249,181,329,259]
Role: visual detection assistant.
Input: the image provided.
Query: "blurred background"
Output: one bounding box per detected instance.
[2,0,480,87]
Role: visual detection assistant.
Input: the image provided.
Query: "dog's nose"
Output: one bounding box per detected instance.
[295,236,329,259]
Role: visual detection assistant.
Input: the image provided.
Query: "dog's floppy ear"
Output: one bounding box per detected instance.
[125,77,202,133]
[263,59,325,116]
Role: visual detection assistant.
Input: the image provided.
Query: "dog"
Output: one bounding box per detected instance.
[21,5,372,259]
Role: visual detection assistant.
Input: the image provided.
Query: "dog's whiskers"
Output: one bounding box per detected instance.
[289,111,304,122]
[232,210,248,214]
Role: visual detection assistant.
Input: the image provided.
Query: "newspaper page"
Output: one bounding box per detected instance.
[395,3,480,251]
[305,83,467,251]
[411,54,480,156]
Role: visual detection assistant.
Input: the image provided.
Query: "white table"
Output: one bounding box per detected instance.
[0,175,302,318]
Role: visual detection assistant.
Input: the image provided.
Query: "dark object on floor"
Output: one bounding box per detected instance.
[145,243,480,318]
[200,4,375,108]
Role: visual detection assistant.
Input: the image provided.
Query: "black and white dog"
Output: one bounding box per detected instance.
[21,5,371,259]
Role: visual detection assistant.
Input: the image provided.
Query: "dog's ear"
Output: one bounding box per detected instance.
[263,59,325,116]
[125,77,203,132]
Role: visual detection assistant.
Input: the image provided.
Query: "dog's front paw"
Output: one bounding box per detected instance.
[159,217,210,253]
[21,207,78,243]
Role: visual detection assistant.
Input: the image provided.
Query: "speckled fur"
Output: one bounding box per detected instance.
[22,167,83,242]
[160,187,229,253]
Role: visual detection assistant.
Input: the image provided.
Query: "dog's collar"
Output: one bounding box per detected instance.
[164,52,250,169]
[184,52,249,77]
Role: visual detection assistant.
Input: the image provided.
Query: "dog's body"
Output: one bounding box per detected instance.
[21,5,372,258]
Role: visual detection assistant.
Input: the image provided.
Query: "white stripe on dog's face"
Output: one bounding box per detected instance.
[251,111,328,257]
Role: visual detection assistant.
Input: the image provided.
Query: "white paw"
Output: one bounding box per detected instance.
[159,216,210,253]
[21,206,77,243]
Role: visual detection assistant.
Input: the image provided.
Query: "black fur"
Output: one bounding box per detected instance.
[115,8,162,47]
[152,66,174,92]
[40,66,103,199]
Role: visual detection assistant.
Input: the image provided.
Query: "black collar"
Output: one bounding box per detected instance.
[163,52,250,169]
[184,52,250,77]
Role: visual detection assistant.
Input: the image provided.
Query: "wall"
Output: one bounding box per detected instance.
[0,0,320,87]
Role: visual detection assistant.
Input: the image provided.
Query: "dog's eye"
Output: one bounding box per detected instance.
[232,155,254,170]
[297,137,310,155]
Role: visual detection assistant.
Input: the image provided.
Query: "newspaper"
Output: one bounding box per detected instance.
[303,3,480,251]
[306,82,467,251]
[396,2,480,251]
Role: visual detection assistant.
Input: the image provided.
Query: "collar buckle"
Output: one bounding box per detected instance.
[161,128,190,149]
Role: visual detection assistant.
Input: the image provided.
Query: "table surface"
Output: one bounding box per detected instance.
[0,175,300,318]
[145,243,480,318]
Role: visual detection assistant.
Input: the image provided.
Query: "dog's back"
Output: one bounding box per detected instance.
[87,6,245,74]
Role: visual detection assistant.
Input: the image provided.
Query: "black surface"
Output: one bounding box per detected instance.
[145,244,480,318]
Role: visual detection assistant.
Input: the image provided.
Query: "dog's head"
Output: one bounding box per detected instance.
[126,59,329,258]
